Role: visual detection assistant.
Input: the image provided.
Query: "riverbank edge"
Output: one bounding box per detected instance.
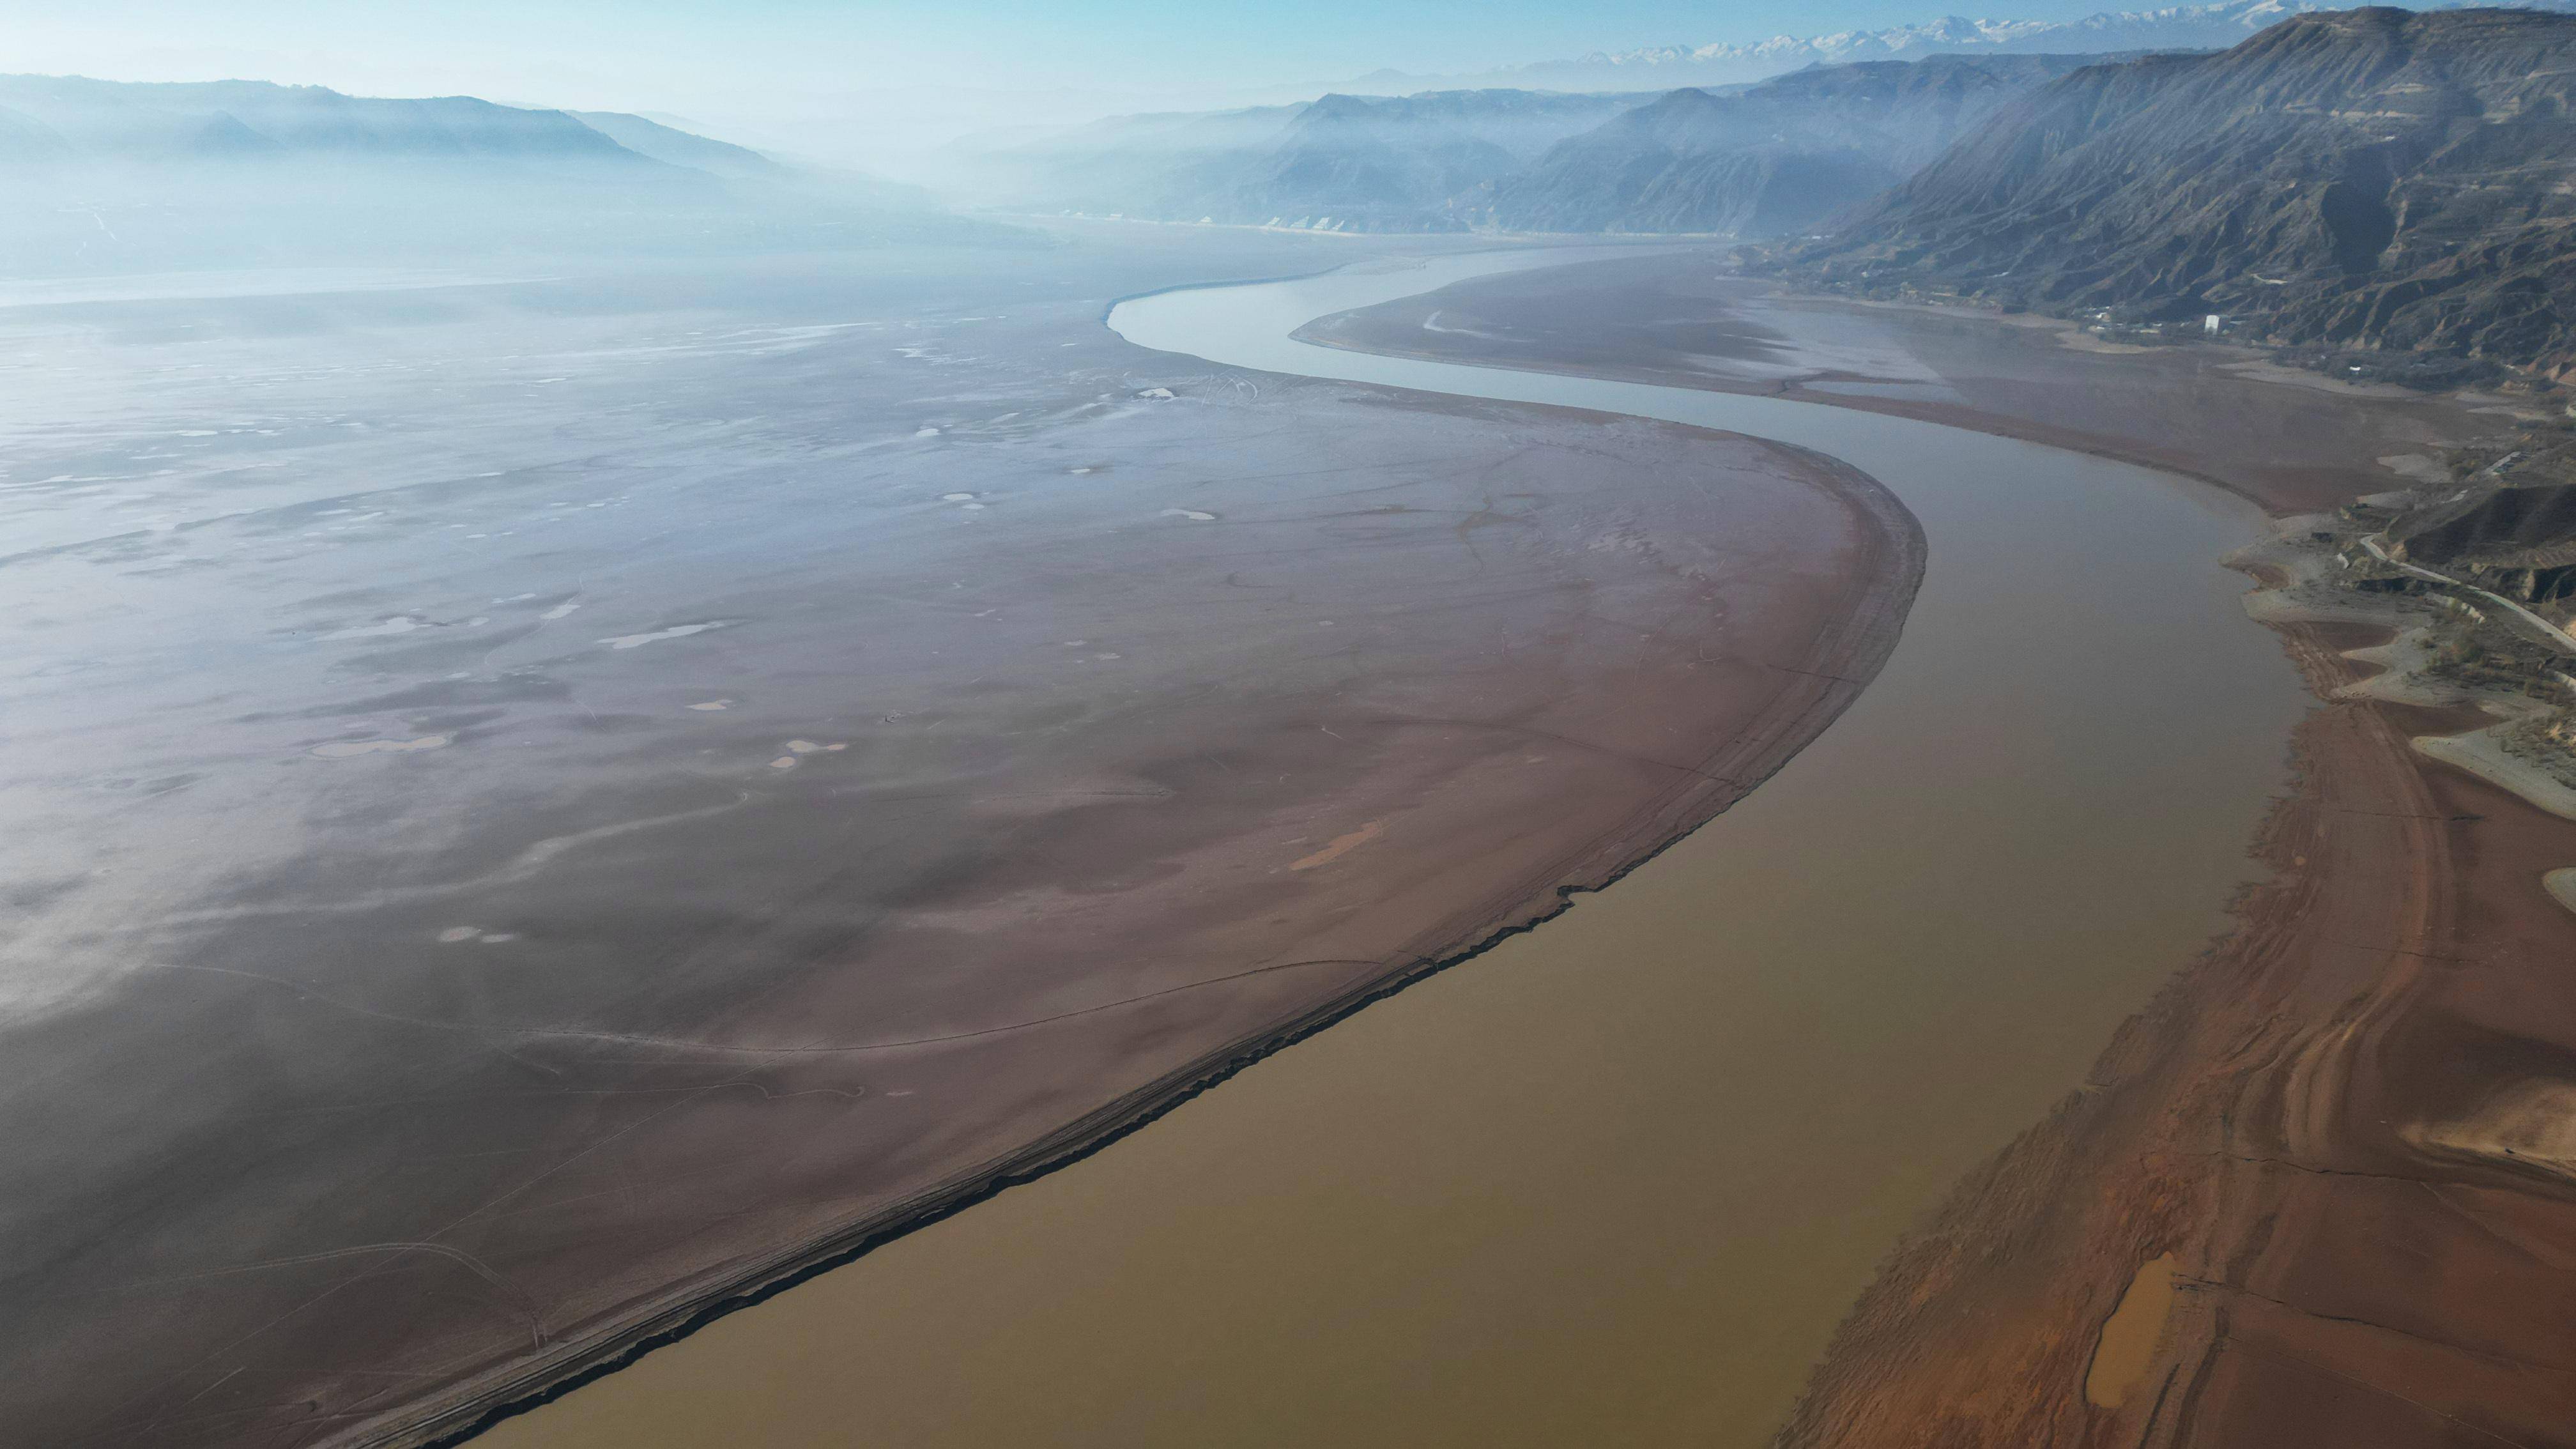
[374,309,1930,1448]
[1293,264,2576,1443]
[1289,281,2566,519]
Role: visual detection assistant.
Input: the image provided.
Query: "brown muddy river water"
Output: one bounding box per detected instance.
[482,249,2312,1446]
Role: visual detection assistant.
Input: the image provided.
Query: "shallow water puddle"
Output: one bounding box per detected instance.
[2085,1252,2180,1408]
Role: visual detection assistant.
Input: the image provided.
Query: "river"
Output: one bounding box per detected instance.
[478,247,2312,1448]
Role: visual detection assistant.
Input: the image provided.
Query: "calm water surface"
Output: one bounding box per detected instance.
[483,249,2311,1448]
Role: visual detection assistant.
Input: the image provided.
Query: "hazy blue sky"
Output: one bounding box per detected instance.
[0,1,2203,158]
[0,1,2168,95]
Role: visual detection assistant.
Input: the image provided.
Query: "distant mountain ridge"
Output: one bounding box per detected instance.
[567,109,788,179]
[1477,54,2102,236]
[0,73,1016,272]
[1346,0,2576,94]
[0,75,663,169]
[0,73,956,207]
[958,89,1641,230]
[962,54,2100,238]
[1779,6,2576,377]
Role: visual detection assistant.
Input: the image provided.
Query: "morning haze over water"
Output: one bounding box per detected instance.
[6,3,2576,1448]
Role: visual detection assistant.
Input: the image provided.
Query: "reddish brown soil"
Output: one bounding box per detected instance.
[1775,622,2576,1449]
[1768,610,2576,1447]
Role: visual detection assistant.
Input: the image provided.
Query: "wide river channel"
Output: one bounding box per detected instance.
[483,248,2313,1447]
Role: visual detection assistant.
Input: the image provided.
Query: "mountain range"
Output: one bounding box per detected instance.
[1476,54,2102,235]
[0,76,725,177]
[1342,0,2576,94]
[960,54,2099,237]
[951,89,1641,229]
[1779,5,2576,378]
[0,75,997,272]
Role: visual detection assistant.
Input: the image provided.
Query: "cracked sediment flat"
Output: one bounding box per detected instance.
[0,232,1918,1446]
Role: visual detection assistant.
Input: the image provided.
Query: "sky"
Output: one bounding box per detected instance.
[0,0,2202,160]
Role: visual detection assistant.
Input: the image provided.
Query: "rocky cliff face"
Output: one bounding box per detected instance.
[1781,7,2576,378]
[1476,55,2098,236]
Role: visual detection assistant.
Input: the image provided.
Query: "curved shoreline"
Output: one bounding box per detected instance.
[433,245,2308,1443]
[1289,246,2528,521]
[397,273,1925,1448]
[1294,255,2576,1443]
[1288,311,2273,516]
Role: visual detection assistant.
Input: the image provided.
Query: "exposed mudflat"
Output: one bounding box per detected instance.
[0,231,1918,1446]
[1301,247,2523,514]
